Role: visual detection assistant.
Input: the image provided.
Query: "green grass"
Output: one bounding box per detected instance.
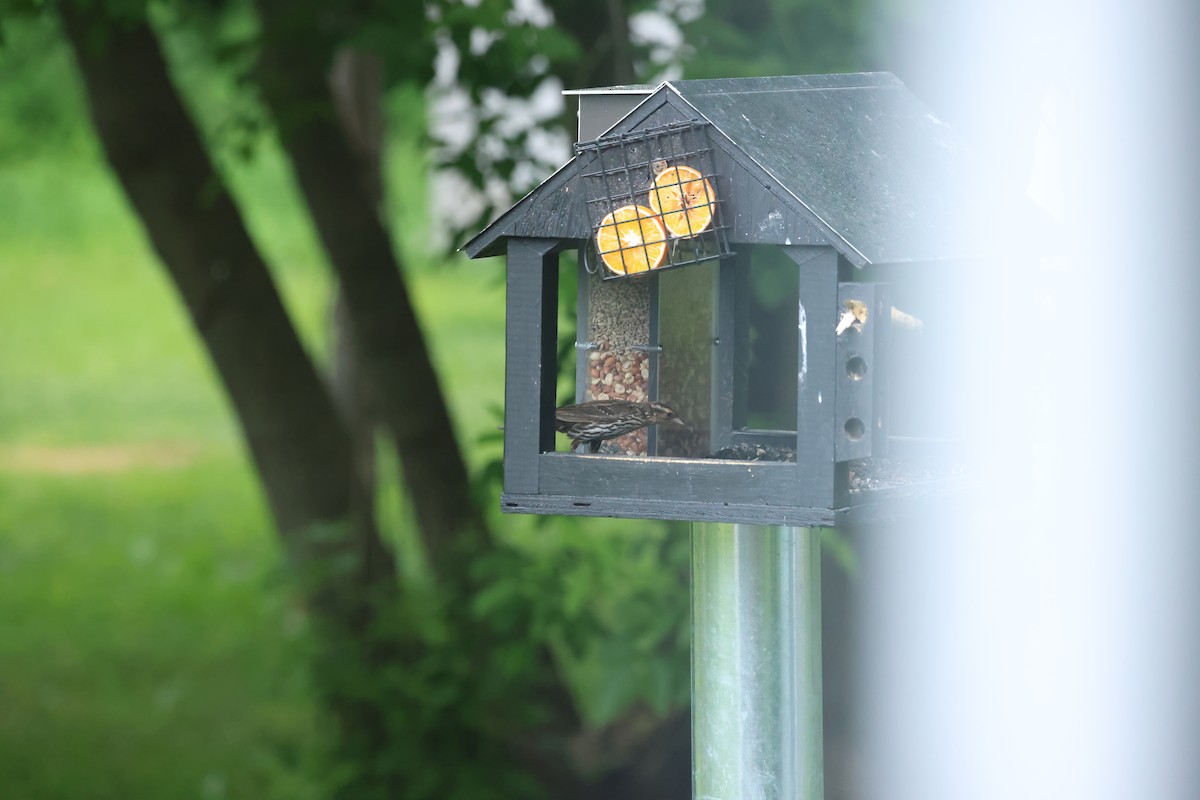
[0,156,511,799]
[0,169,507,798]
[0,16,511,797]
[0,463,322,800]
[0,155,239,447]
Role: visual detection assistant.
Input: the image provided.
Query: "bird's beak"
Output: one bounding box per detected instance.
[672,417,686,426]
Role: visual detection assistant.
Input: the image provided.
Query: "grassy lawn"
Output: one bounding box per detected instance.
[0,462,320,800]
[0,24,509,795]
[0,143,509,797]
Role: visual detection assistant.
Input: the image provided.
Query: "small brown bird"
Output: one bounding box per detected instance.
[555,399,684,453]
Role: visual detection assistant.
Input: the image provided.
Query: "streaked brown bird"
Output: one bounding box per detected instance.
[555,399,684,453]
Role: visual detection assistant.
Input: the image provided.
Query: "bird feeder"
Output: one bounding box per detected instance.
[467,73,982,800]
[465,73,969,528]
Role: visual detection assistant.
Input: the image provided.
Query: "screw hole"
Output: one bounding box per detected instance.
[844,417,865,441]
[846,356,867,381]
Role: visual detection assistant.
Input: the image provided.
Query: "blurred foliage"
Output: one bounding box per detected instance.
[0,15,90,158]
[682,0,876,77]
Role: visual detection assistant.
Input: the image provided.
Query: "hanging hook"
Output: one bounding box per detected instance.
[582,241,600,275]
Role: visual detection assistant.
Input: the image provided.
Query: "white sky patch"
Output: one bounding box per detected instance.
[468,26,500,56]
[630,7,689,81]
[506,0,553,27]
[428,85,474,154]
[657,0,704,24]
[432,32,458,87]
[631,10,683,49]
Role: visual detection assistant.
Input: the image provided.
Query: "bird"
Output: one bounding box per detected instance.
[555,399,684,453]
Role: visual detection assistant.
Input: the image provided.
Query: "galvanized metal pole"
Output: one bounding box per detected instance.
[692,523,824,800]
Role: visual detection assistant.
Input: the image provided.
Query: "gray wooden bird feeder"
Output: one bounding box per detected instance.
[467,73,973,800]
[465,73,968,528]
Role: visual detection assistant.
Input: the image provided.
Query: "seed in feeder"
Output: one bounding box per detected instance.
[595,205,668,275]
[649,165,716,238]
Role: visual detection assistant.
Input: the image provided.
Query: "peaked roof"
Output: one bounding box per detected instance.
[466,72,976,266]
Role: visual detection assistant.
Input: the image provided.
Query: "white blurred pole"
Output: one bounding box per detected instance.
[691,523,823,800]
[862,2,1200,799]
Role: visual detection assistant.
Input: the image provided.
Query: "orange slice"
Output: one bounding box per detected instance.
[648,165,716,238]
[595,204,668,275]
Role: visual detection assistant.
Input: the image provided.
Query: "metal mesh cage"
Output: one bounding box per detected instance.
[575,120,732,280]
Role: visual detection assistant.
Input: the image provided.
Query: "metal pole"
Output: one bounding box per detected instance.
[691,523,824,800]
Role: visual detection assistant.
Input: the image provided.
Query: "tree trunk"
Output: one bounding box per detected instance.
[554,0,637,88]
[604,0,635,84]
[254,0,488,585]
[58,0,401,773]
[328,48,387,508]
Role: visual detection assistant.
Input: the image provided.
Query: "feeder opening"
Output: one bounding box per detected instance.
[742,246,800,433]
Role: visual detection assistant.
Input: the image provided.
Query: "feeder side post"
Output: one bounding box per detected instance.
[710,256,743,451]
[574,247,590,404]
[504,238,559,494]
[789,246,839,508]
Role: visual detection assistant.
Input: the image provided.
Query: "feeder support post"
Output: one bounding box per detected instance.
[692,522,824,800]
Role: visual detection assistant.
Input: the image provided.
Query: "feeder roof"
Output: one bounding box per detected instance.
[466,72,977,266]
[561,84,656,95]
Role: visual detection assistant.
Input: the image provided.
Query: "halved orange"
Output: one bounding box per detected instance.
[595,204,668,275]
[648,165,716,238]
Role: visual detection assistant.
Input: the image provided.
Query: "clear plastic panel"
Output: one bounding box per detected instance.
[657,265,716,457]
[582,269,653,455]
[743,247,799,432]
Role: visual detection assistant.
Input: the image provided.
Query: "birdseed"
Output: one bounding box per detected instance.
[584,270,653,455]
